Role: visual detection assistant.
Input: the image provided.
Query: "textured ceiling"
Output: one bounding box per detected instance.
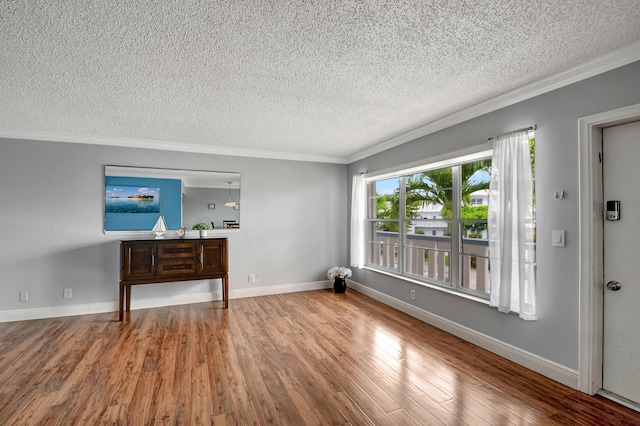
[1,1,640,162]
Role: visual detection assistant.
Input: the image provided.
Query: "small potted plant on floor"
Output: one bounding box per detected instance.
[192,221,212,238]
[327,266,352,293]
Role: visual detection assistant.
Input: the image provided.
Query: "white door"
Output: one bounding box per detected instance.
[602,120,640,406]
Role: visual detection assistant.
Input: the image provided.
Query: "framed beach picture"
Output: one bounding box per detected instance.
[105,185,160,214]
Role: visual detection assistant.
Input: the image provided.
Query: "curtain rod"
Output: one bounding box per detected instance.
[488,124,537,142]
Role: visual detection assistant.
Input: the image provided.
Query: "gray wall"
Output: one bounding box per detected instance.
[347,60,640,371]
[0,140,347,311]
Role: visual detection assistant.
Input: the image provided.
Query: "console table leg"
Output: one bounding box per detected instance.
[223,274,229,309]
[126,285,131,313]
[119,284,124,321]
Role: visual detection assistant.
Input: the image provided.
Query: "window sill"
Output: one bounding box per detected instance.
[363,265,490,306]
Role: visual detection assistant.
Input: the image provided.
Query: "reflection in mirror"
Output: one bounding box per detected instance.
[105,166,240,233]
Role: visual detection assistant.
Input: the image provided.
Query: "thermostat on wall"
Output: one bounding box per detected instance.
[606,200,620,221]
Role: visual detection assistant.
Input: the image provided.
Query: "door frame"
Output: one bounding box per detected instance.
[578,103,640,395]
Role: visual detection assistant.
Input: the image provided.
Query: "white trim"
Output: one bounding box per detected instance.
[0,301,118,323]
[598,390,640,413]
[349,280,579,389]
[364,144,493,181]
[0,130,347,164]
[347,40,640,163]
[363,266,489,306]
[0,291,221,323]
[0,281,332,323]
[577,103,640,394]
[129,290,221,311]
[231,280,332,299]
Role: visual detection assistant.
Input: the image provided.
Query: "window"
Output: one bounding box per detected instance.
[365,143,535,299]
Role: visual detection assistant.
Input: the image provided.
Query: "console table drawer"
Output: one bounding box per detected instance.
[158,243,197,258]
[157,259,197,276]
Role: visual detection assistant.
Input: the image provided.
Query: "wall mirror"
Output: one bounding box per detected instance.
[104,165,240,234]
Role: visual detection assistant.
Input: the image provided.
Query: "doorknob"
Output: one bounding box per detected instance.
[606,280,621,291]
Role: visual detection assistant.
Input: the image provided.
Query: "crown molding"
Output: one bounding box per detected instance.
[346,40,640,164]
[0,130,348,164]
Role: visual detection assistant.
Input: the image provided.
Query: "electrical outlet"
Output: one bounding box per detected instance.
[19,291,28,302]
[248,274,256,283]
[63,288,72,299]
[410,290,416,300]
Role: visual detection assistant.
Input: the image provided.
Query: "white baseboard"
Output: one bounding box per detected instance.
[0,281,332,323]
[0,301,118,322]
[349,280,579,390]
[130,291,220,311]
[231,280,331,299]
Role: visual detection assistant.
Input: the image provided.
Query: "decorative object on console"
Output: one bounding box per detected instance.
[327,266,352,294]
[176,226,187,239]
[152,216,167,239]
[192,221,212,237]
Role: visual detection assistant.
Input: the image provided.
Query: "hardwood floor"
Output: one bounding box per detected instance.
[1,289,638,425]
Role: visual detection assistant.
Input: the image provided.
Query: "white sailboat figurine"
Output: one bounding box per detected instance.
[152,216,167,239]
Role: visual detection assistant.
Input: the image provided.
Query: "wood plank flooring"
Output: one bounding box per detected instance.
[1,289,639,425]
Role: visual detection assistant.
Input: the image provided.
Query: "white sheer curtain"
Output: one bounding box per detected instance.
[350,173,366,268]
[488,129,536,320]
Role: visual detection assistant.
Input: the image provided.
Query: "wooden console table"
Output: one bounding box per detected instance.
[119,238,228,321]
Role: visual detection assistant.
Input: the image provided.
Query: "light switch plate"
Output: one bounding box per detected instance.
[552,229,565,247]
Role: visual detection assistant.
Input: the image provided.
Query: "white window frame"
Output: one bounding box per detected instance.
[364,146,494,298]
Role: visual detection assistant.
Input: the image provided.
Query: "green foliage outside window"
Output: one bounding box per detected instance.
[371,139,534,237]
